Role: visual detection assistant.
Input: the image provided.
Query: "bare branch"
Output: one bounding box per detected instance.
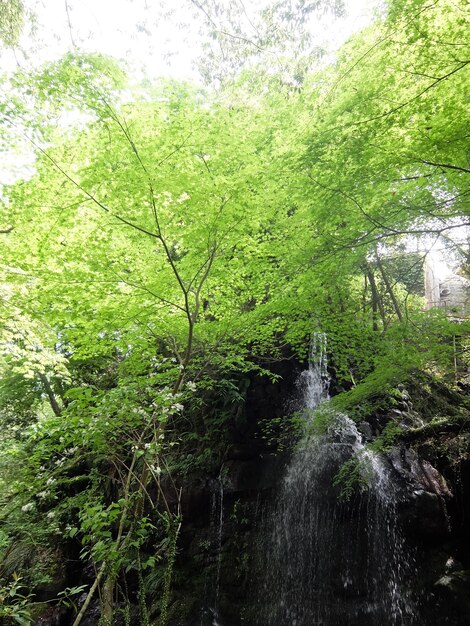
[64,1,77,50]
[420,160,470,175]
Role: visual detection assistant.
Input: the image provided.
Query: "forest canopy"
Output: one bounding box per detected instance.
[0,0,469,623]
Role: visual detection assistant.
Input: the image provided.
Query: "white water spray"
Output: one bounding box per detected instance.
[297,331,330,410]
[255,333,419,625]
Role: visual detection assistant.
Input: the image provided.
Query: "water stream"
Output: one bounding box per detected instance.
[255,333,419,625]
[201,473,224,626]
[213,472,224,624]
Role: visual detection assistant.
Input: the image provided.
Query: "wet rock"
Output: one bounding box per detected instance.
[34,606,69,626]
[389,447,452,498]
[418,459,453,498]
[81,560,97,584]
[398,489,449,539]
[445,556,463,573]
[357,421,373,441]
[387,447,452,539]
[179,479,211,524]
[435,569,470,592]
[76,597,101,626]
[225,442,259,461]
[434,570,470,623]
[224,455,287,494]
[397,384,410,400]
[389,409,424,429]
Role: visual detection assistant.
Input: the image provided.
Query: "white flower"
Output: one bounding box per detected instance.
[186,381,197,392]
[47,511,55,520]
[37,490,49,499]
[172,403,184,413]
[156,466,162,476]
[46,477,56,486]
[21,503,34,512]
[177,192,190,203]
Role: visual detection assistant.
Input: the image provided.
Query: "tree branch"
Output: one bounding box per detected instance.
[420,160,470,175]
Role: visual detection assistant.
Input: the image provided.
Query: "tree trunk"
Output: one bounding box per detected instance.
[38,373,62,416]
[364,265,386,330]
[375,253,404,322]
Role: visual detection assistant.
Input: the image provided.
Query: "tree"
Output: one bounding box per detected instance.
[0,1,468,622]
[0,0,24,46]
[187,0,344,85]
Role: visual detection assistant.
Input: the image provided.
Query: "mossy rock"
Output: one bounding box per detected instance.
[165,594,200,625]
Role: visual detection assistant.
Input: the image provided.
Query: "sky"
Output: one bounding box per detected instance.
[0,0,379,186]
[4,0,379,81]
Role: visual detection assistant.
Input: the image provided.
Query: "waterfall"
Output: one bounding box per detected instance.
[297,331,330,410]
[201,474,224,626]
[213,473,224,624]
[255,334,419,625]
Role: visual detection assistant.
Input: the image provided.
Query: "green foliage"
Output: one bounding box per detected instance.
[0,0,24,46]
[333,455,372,501]
[192,0,345,85]
[0,0,468,620]
[260,413,306,452]
[368,421,404,452]
[0,574,33,626]
[331,311,467,420]
[57,585,88,612]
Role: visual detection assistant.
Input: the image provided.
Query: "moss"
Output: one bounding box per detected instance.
[331,368,469,426]
[164,594,200,625]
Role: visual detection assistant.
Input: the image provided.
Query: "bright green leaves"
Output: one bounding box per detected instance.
[0,0,24,47]
[2,1,467,387]
[0,4,468,621]
[298,0,470,258]
[0,313,70,382]
[30,52,127,105]
[3,77,304,363]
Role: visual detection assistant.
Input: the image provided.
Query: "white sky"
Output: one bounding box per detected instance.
[0,0,378,186]
[2,0,378,81]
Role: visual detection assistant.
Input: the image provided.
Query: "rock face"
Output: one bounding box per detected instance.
[388,447,452,539]
[165,360,300,626]
[164,373,470,626]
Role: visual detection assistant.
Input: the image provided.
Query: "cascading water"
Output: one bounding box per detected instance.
[255,333,419,625]
[297,331,330,410]
[213,473,224,624]
[201,474,224,626]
